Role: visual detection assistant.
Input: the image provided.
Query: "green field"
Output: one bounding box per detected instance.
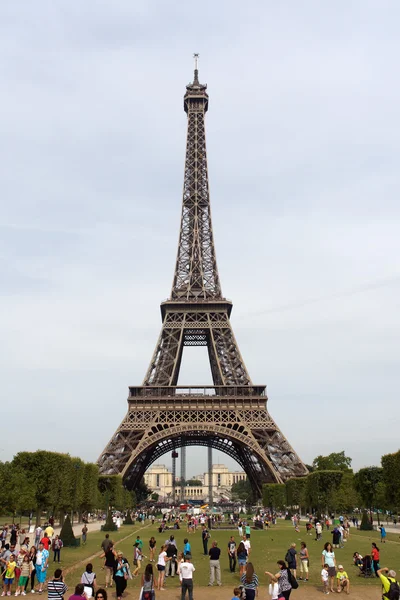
[58,520,400,592]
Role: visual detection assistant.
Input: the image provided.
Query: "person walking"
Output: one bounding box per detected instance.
[321,542,336,593]
[102,544,115,589]
[240,562,258,600]
[236,542,247,578]
[201,526,209,556]
[379,526,387,543]
[179,555,195,600]
[140,564,155,600]
[208,541,221,587]
[298,542,309,582]
[47,569,68,600]
[265,561,292,600]
[227,537,236,573]
[81,527,88,546]
[81,563,97,597]
[371,543,380,576]
[113,552,129,600]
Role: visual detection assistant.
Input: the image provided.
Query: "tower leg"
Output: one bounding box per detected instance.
[180,447,186,502]
[208,447,213,509]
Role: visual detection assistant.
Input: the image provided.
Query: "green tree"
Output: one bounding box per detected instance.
[0,462,36,518]
[187,479,202,486]
[151,493,160,502]
[263,484,286,511]
[134,479,152,504]
[331,471,359,513]
[354,466,384,524]
[285,477,307,513]
[381,451,400,510]
[231,479,254,504]
[306,471,343,514]
[312,452,352,472]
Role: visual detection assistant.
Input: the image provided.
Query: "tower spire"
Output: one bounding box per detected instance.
[193,52,199,84]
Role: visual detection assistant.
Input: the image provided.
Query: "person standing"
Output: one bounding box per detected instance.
[242,535,251,557]
[285,544,297,580]
[315,522,322,541]
[179,555,195,600]
[47,569,68,600]
[244,524,251,540]
[14,553,31,596]
[236,542,248,577]
[52,537,63,563]
[100,535,111,555]
[208,541,221,587]
[34,529,42,550]
[141,564,155,600]
[265,561,292,600]
[379,526,387,543]
[371,543,380,576]
[298,542,309,582]
[227,537,236,573]
[148,538,156,563]
[102,544,115,589]
[156,545,170,591]
[35,543,49,594]
[2,554,16,598]
[240,562,258,600]
[321,542,336,594]
[24,547,36,594]
[201,526,209,556]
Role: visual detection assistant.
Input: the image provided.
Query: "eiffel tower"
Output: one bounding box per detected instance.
[98,57,308,497]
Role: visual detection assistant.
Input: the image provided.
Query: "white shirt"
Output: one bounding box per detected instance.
[157,551,167,567]
[321,569,328,582]
[243,540,251,553]
[268,582,279,600]
[179,562,195,580]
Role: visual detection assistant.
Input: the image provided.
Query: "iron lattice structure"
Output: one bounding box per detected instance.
[98,63,308,497]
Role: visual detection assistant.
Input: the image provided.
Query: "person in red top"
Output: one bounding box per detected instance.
[371,543,380,577]
[40,534,51,551]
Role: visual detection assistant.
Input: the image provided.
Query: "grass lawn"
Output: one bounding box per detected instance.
[60,519,400,593]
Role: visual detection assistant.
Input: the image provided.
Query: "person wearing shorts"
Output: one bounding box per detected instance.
[2,554,16,597]
[156,545,170,591]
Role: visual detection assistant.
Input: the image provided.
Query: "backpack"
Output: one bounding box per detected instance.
[287,569,299,590]
[384,580,400,600]
[285,550,291,564]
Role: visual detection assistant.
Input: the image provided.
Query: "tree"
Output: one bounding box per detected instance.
[354,466,384,524]
[382,451,400,510]
[285,477,307,513]
[151,493,160,502]
[134,479,152,504]
[312,452,352,472]
[263,484,286,511]
[306,471,343,514]
[231,479,254,504]
[331,472,360,513]
[59,515,78,546]
[0,462,36,518]
[186,479,202,486]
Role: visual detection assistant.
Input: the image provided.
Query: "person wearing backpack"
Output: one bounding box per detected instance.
[377,567,399,600]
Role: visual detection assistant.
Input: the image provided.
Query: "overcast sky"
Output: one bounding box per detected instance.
[1,1,399,479]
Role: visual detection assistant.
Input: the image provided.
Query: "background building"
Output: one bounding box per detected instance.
[144,463,246,502]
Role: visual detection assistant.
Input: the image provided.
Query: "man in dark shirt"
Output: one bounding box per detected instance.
[101,534,112,553]
[227,536,236,573]
[201,525,209,556]
[208,541,221,586]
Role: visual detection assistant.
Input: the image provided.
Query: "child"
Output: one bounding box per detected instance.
[183,539,191,558]
[336,565,350,595]
[267,575,279,600]
[15,554,31,596]
[3,554,16,597]
[321,563,329,595]
[176,552,184,583]
[232,587,242,600]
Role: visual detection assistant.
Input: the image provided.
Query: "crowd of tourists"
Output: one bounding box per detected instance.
[1,513,399,600]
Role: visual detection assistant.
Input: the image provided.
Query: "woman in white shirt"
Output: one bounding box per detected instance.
[156,545,170,591]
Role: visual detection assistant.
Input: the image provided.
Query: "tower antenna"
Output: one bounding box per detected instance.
[193,53,199,84]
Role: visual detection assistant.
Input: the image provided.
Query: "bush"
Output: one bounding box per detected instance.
[360,512,373,531]
[59,515,78,547]
[124,512,133,525]
[102,513,118,532]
